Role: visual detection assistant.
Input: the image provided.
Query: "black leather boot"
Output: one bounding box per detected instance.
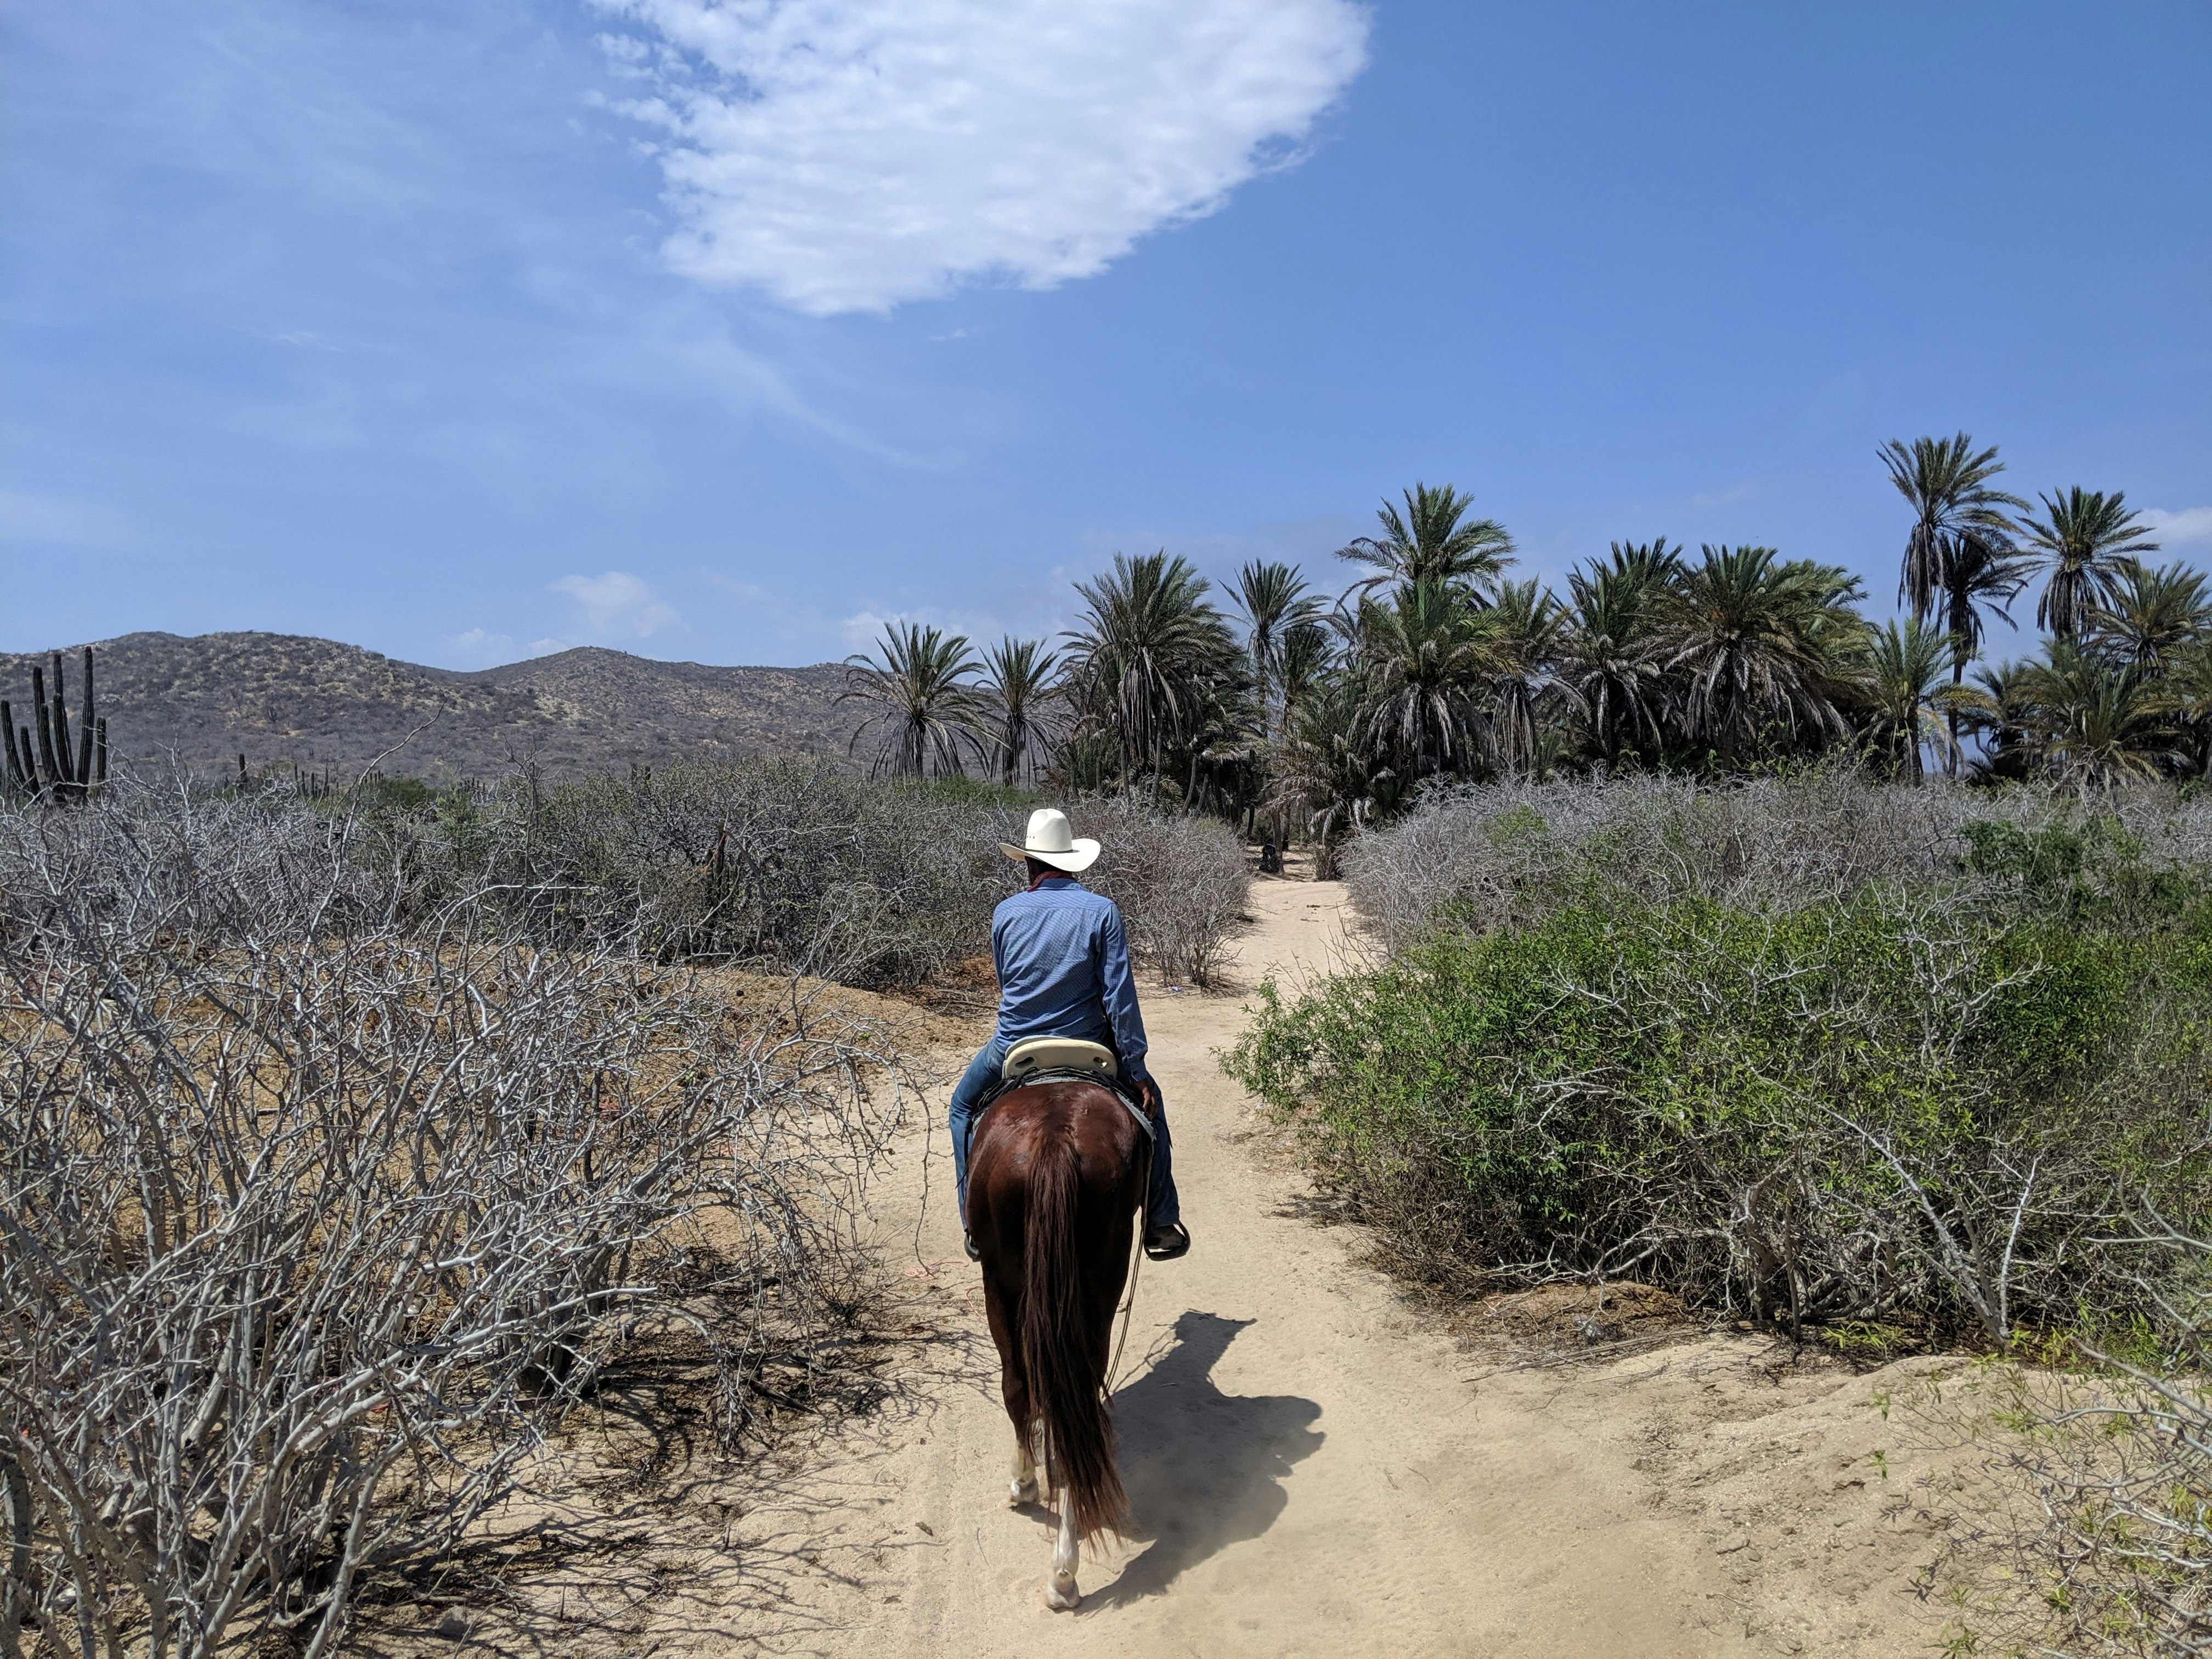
[1143,1221,1190,1261]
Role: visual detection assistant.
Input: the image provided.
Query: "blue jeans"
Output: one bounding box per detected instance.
[947,1032,1181,1231]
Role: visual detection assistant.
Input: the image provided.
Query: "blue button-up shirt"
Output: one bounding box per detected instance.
[990,876,1151,1082]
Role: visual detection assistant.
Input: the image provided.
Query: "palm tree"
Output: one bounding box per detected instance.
[1656,545,1865,766]
[980,635,1060,786]
[1938,535,2034,775]
[1352,579,1499,782]
[1232,560,1321,736]
[2017,487,2160,638]
[1960,659,2038,783]
[1859,618,1952,783]
[1274,618,1336,721]
[1882,432,2026,623]
[2162,642,2212,777]
[1485,578,1575,777]
[839,622,986,778]
[1560,539,1681,764]
[1170,647,1265,815]
[1265,674,1396,880]
[1881,433,2030,774]
[2086,558,2211,677]
[1337,483,1515,603]
[1934,534,2033,665]
[1603,537,1687,589]
[2018,639,2180,788]
[1063,551,1241,790]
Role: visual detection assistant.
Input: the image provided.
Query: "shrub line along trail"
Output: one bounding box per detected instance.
[707,868,1968,1658]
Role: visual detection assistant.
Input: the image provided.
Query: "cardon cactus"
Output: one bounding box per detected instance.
[3,647,107,802]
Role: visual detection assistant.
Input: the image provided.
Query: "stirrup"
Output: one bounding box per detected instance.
[964,1232,981,1262]
[1143,1222,1190,1261]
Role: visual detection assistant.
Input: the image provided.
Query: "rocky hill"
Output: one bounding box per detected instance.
[0,633,856,780]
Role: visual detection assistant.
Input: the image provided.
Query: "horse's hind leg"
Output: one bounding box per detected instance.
[981,1248,1039,1507]
[1046,1485,1079,1611]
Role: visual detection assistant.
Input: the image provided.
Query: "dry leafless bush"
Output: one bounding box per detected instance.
[0,788,904,1659]
[469,765,1248,986]
[1905,1221,2212,1656]
[498,766,1250,991]
[1342,767,2212,954]
[475,761,1011,984]
[1071,794,1251,987]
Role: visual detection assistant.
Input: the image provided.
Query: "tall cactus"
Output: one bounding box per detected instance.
[0,701,23,794]
[3,646,106,802]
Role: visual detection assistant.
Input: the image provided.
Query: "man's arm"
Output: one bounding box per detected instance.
[1097,904,1150,1082]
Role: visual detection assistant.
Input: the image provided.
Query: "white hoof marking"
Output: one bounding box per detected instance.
[1046,1490,1080,1610]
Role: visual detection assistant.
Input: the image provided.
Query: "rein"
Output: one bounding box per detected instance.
[1103,1129,1152,1397]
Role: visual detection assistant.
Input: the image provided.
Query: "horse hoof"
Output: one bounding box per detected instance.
[1008,1479,1038,1507]
[1046,1573,1080,1611]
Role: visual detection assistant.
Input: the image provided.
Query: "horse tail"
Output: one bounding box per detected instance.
[1021,1124,1127,1545]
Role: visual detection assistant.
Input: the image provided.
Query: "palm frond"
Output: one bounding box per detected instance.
[838,622,986,780]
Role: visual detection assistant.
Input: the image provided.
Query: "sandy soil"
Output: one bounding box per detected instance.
[387,870,1977,1657]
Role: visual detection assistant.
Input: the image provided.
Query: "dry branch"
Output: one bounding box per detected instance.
[0,787,905,1658]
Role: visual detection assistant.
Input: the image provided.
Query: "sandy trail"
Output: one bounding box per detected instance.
[695,872,1968,1658]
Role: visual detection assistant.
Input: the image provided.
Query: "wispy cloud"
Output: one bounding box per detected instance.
[550,571,685,642]
[837,584,1079,655]
[837,605,1024,652]
[838,609,907,652]
[436,627,566,669]
[2144,506,2212,548]
[591,0,1370,315]
[431,576,687,670]
[439,627,516,668]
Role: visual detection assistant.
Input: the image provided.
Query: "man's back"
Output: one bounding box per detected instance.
[990,876,1147,1076]
[948,809,1184,1260]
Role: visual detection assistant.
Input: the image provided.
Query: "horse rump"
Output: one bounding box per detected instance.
[1020,1125,1129,1544]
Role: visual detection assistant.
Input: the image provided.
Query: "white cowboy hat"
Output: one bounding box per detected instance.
[999,806,1100,873]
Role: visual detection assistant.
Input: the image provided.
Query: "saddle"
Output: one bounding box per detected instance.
[983,1036,1154,1141]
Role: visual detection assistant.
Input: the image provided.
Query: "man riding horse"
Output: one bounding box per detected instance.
[947,806,1191,1264]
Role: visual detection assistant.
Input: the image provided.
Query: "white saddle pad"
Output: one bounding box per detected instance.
[1001,1036,1118,1082]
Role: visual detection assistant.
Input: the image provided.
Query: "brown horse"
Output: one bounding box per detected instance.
[966,1076,1147,1610]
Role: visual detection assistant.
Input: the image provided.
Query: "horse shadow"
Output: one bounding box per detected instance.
[1080,1309,1323,1610]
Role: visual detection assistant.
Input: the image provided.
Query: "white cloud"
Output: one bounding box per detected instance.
[839,608,905,651]
[2143,506,2212,548]
[550,570,685,641]
[838,602,1052,653]
[592,0,1370,315]
[439,627,518,668]
[437,627,568,669]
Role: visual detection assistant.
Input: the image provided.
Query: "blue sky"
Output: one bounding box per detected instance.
[4,1,2208,670]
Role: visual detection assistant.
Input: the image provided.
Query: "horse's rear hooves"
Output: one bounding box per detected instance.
[1046,1575,1080,1611]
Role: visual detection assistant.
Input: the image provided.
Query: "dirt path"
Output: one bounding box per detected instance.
[692,872,1970,1658]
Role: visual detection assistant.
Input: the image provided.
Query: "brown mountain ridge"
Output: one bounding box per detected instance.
[0,632,856,780]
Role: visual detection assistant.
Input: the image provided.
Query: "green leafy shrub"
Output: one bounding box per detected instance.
[1227,885,2212,1342]
[1959,814,2209,933]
